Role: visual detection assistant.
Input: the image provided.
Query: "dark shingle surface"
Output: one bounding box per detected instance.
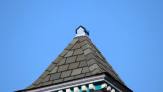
[26,36,125,90]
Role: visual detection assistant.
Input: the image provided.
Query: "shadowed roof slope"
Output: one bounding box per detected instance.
[25,35,125,90]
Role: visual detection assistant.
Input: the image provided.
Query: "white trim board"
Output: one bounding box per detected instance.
[27,74,121,92]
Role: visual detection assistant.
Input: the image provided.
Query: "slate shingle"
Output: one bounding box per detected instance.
[89,64,99,71]
[80,40,88,46]
[74,74,85,79]
[79,60,87,67]
[58,64,69,72]
[57,58,66,65]
[42,81,53,86]
[77,54,85,61]
[61,70,71,78]
[91,68,102,75]
[87,59,97,66]
[50,73,61,80]
[71,68,82,76]
[69,62,79,69]
[64,51,74,57]
[82,44,91,50]
[53,79,63,84]
[66,56,76,64]
[82,67,90,73]
[84,49,92,55]
[73,49,83,55]
[79,36,87,42]
[50,67,58,73]
[72,43,80,49]
[43,75,50,82]
[85,53,96,60]
[71,38,79,45]
[64,76,74,81]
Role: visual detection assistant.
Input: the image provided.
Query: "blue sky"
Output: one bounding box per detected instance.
[0,0,163,92]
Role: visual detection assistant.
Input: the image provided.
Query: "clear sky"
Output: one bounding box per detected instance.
[0,0,163,92]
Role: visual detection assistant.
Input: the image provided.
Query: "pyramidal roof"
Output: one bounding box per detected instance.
[24,26,125,90]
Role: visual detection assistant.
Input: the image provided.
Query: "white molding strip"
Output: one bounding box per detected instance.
[27,75,105,92]
[27,74,122,92]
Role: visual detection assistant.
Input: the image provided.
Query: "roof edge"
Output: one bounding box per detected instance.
[15,73,105,92]
[16,72,132,92]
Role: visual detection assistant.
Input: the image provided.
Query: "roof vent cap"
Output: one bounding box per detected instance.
[75,26,89,37]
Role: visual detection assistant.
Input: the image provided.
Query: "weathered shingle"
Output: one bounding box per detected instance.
[57,58,66,65]
[64,51,74,57]
[50,73,61,80]
[82,44,91,50]
[61,70,71,78]
[84,49,92,55]
[71,68,82,76]
[66,56,76,64]
[87,59,97,66]
[64,76,74,81]
[77,54,85,61]
[89,64,99,71]
[82,67,90,73]
[69,62,79,69]
[73,49,83,55]
[58,64,69,72]
[53,79,63,84]
[79,60,87,67]
[50,67,58,73]
[74,74,85,79]
[91,68,102,75]
[43,75,50,82]
[72,43,80,49]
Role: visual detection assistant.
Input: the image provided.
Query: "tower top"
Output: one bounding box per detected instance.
[75,26,89,37]
[17,26,132,92]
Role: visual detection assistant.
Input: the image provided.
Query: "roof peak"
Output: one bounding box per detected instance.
[75,26,89,37]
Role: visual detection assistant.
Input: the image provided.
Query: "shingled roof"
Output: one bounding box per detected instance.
[23,27,125,91]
